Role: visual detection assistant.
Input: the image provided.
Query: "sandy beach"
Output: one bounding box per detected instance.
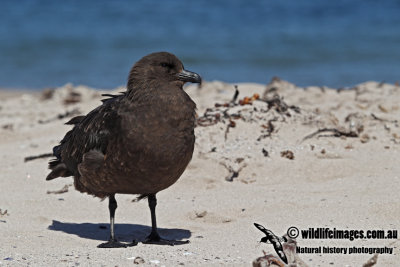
[0,79,399,266]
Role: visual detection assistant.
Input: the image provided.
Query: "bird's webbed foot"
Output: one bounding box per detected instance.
[97,238,138,248]
[142,231,189,246]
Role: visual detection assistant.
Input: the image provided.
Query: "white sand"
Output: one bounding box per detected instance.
[0,80,399,266]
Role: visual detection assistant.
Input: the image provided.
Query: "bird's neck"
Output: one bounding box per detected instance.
[126,80,184,102]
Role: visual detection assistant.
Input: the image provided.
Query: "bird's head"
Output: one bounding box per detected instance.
[127,52,201,91]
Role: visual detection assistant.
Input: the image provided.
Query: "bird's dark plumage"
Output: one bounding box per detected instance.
[46,52,201,247]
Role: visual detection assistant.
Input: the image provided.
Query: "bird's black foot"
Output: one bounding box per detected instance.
[97,239,138,248]
[142,232,189,246]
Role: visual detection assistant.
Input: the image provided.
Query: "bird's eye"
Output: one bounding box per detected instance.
[160,62,173,68]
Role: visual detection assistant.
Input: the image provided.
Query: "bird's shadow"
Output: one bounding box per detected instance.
[48,220,191,243]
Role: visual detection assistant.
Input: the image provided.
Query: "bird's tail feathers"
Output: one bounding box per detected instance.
[46,159,72,180]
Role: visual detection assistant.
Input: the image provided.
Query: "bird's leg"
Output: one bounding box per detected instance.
[98,194,137,248]
[142,194,189,245]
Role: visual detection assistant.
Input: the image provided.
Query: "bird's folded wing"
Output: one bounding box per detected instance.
[47,95,123,180]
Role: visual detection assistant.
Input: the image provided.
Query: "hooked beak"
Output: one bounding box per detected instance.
[177,69,202,84]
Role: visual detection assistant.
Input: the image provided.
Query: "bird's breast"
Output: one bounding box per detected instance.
[112,99,195,172]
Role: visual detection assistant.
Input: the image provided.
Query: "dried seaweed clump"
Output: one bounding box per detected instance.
[196,85,300,129]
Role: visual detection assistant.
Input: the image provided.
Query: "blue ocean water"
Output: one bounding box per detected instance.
[1,0,399,89]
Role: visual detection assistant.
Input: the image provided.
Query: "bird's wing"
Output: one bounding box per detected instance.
[272,240,288,264]
[254,223,269,234]
[46,94,123,180]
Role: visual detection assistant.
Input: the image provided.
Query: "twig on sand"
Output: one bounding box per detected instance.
[257,117,278,141]
[362,254,378,267]
[24,153,53,162]
[371,113,398,123]
[224,120,236,140]
[301,128,358,142]
[47,184,72,194]
[0,209,9,217]
[220,161,247,182]
[231,85,239,103]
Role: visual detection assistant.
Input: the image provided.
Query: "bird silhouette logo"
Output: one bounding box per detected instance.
[254,223,288,264]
